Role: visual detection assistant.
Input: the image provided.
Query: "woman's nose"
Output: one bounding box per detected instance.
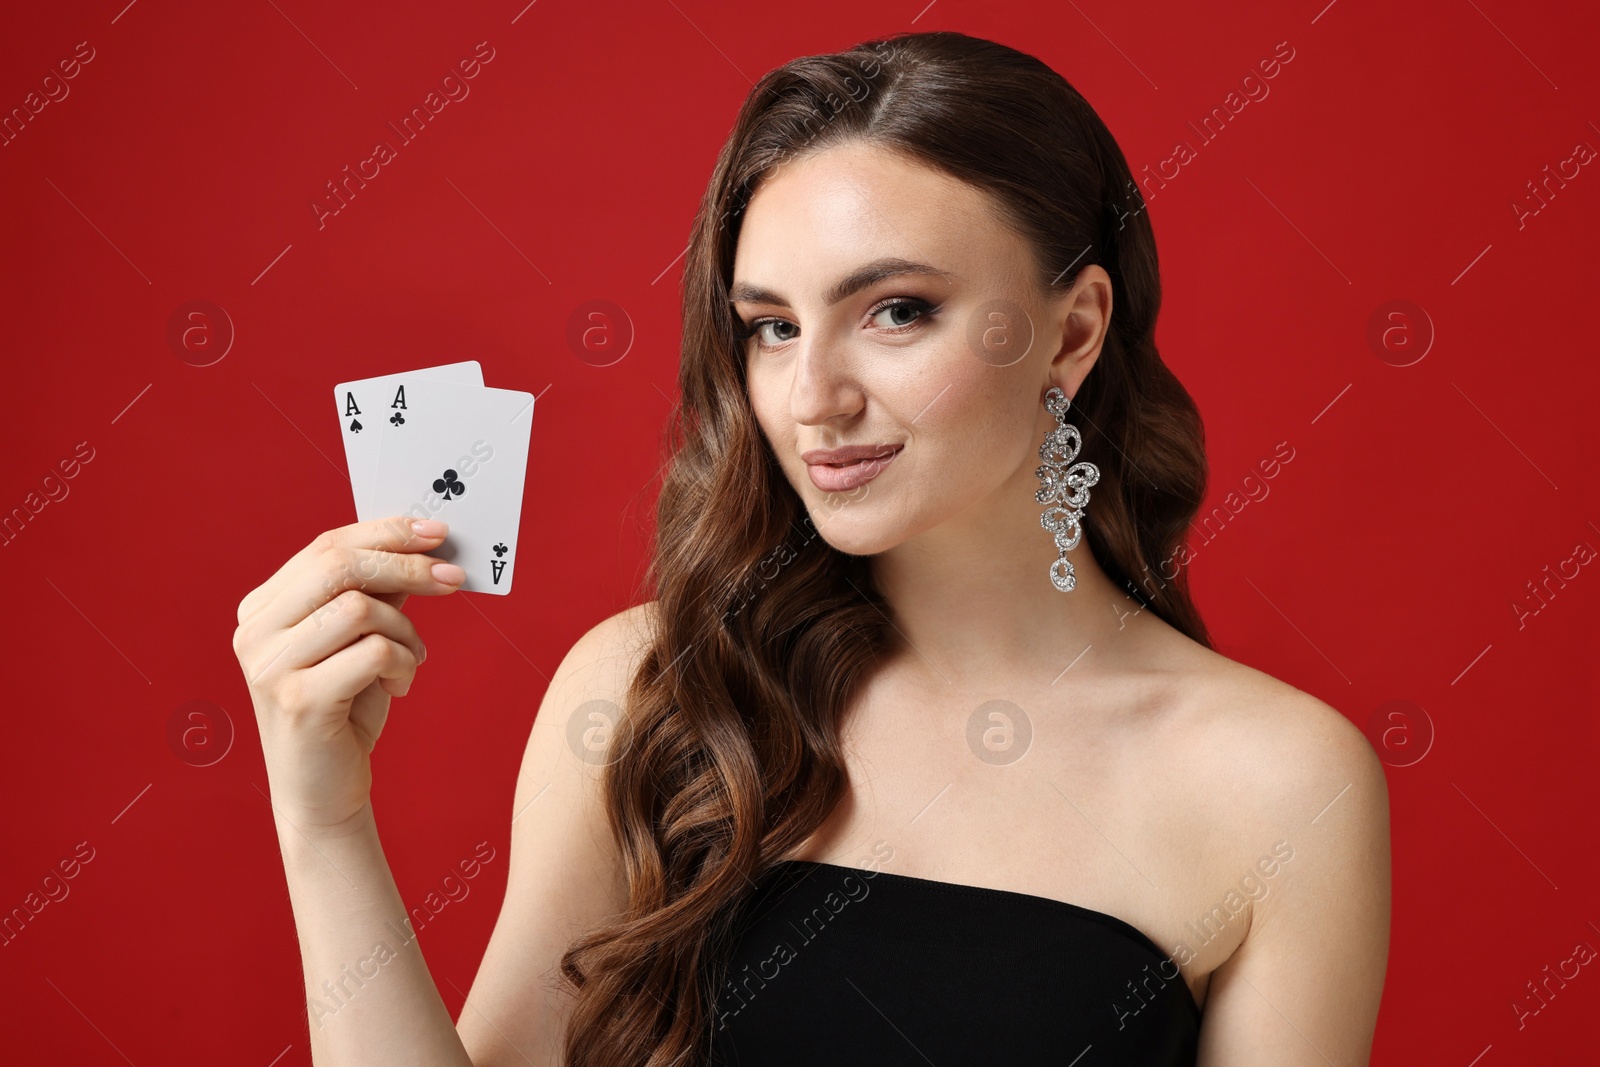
[787,337,863,426]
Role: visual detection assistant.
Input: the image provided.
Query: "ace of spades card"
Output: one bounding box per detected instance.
[363,378,535,596]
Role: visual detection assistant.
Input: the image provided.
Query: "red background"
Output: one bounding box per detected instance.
[2,1,1596,1063]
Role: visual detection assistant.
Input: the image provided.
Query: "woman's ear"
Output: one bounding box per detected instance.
[1047,264,1112,397]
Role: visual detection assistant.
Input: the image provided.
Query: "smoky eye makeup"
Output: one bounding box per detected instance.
[737,295,942,350]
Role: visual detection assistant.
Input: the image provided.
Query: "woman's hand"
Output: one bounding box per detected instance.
[232,515,466,835]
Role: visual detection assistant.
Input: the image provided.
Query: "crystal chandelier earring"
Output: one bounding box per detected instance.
[1035,386,1101,592]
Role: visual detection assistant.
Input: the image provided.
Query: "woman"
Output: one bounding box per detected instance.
[233,29,1390,1067]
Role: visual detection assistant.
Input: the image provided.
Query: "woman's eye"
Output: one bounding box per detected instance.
[749,319,798,347]
[868,298,936,331]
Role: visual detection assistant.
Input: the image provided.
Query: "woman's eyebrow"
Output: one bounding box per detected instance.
[729,257,955,309]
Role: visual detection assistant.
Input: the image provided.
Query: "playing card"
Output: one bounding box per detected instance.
[364,379,535,595]
[334,361,483,512]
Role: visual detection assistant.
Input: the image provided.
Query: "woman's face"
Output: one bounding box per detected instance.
[732,139,1107,556]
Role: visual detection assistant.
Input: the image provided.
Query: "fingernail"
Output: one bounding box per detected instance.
[432,562,466,585]
[418,643,427,664]
[412,519,448,538]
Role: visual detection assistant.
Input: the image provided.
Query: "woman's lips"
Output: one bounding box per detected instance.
[805,446,902,492]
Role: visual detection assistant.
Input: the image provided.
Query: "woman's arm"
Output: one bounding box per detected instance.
[236,516,479,1064]
[275,801,477,1065]
[236,517,636,1065]
[265,599,645,1066]
[235,515,643,1062]
[1196,694,1393,1065]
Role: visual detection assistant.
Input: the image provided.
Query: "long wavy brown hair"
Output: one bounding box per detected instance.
[555,29,1211,1066]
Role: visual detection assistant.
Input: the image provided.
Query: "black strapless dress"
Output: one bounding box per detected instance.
[705,859,1201,1065]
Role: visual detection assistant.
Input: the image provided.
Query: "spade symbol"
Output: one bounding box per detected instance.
[348,418,363,433]
[434,469,466,500]
[389,412,406,428]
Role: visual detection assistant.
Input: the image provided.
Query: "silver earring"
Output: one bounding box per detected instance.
[1035,387,1100,592]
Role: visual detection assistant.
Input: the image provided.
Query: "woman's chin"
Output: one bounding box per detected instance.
[808,511,900,558]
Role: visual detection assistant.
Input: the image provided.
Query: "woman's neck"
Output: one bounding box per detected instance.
[864,460,1163,691]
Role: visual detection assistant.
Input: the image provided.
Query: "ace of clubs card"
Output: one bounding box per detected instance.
[364,378,535,596]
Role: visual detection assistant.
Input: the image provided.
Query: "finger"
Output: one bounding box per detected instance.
[298,632,421,708]
[238,515,447,625]
[254,535,464,634]
[253,589,426,679]
[369,590,409,612]
[348,678,395,752]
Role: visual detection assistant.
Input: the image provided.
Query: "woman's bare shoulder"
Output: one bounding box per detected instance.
[563,600,661,684]
[1194,646,1376,770]
[1156,637,1388,851]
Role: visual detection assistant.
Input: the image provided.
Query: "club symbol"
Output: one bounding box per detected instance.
[389,411,406,428]
[348,418,363,433]
[493,543,508,557]
[433,468,466,500]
